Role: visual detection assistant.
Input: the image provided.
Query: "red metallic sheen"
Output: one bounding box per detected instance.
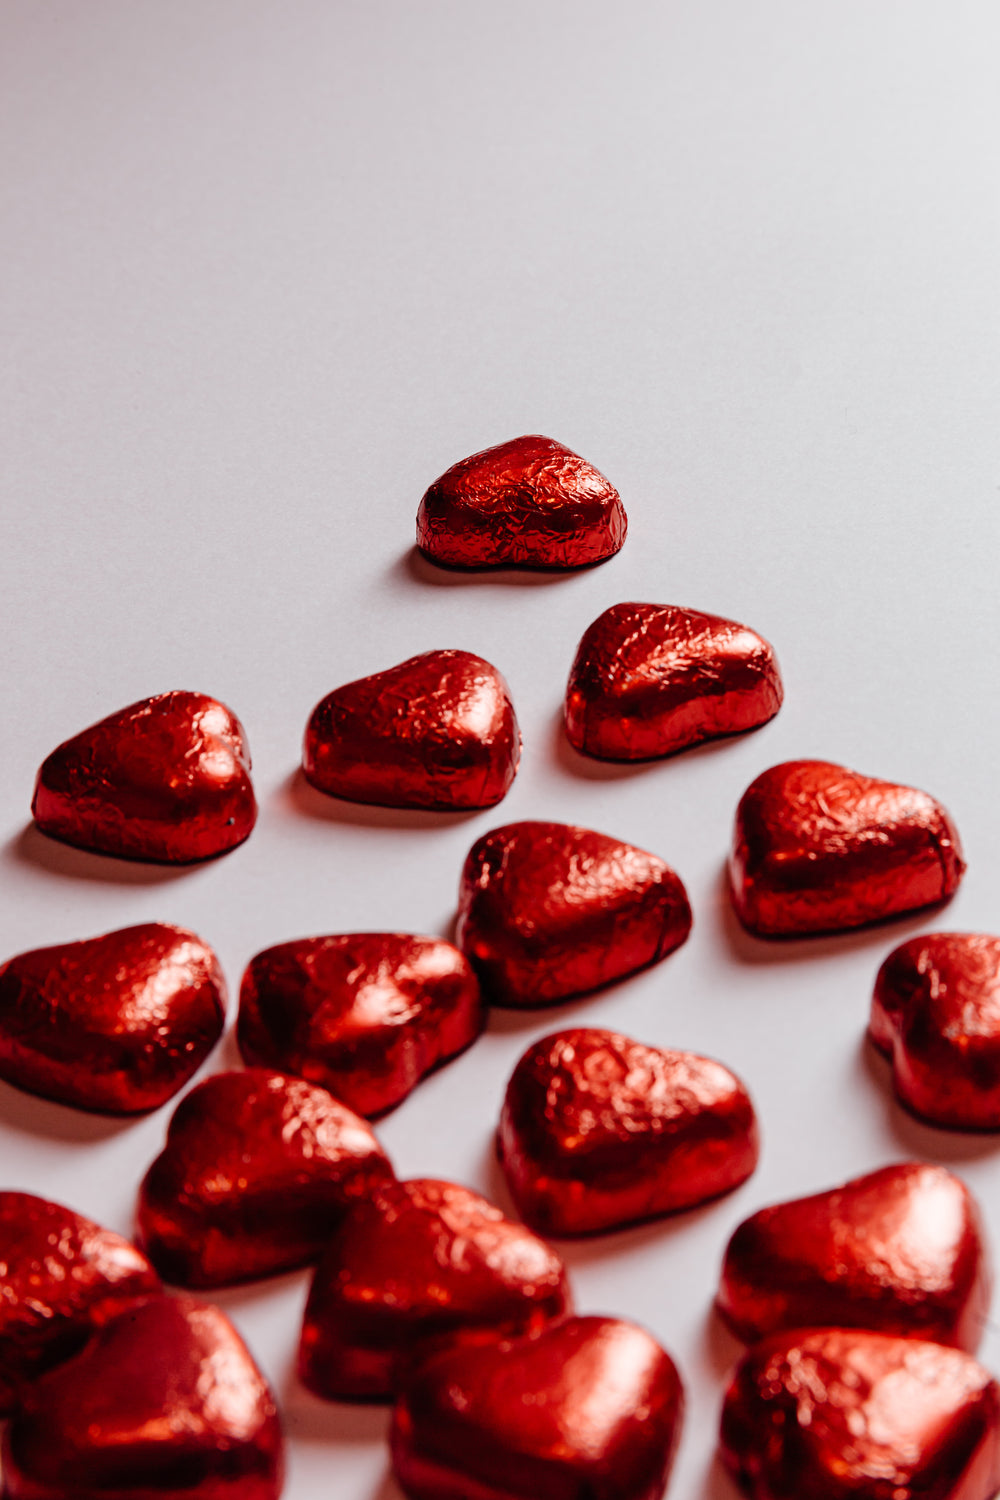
[416,434,627,570]
[391,1315,683,1500]
[298,1177,572,1400]
[729,759,965,937]
[136,1069,394,1287]
[31,692,257,864]
[498,1028,759,1235]
[565,602,783,760]
[719,1327,1000,1500]
[0,924,226,1114]
[1,1293,284,1500]
[716,1162,991,1352]
[457,821,691,1007]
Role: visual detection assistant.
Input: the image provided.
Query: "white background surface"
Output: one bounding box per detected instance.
[3,3,1000,1496]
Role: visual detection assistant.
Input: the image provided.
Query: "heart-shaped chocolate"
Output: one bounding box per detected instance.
[237,934,483,1117]
[137,1069,394,1287]
[498,1028,759,1234]
[302,649,520,809]
[299,1177,572,1400]
[391,1315,683,1500]
[720,1328,1000,1500]
[32,691,257,863]
[0,923,226,1114]
[729,759,965,936]
[416,434,627,569]
[716,1162,991,1351]
[2,1293,284,1500]
[457,821,691,1007]
[565,602,783,760]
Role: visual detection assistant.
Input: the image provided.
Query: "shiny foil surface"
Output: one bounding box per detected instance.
[136,1069,394,1287]
[390,1315,683,1500]
[303,650,521,810]
[31,691,257,864]
[456,821,692,1007]
[870,933,1000,1129]
[415,434,627,570]
[564,602,783,760]
[0,1193,161,1416]
[498,1028,759,1235]
[716,1162,991,1352]
[719,1327,1000,1500]
[238,934,483,1118]
[0,924,226,1114]
[298,1177,572,1401]
[2,1293,284,1500]
[729,759,966,937]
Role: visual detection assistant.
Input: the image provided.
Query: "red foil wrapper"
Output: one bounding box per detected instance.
[720,1328,1000,1500]
[2,1293,284,1500]
[31,691,257,864]
[498,1028,759,1235]
[416,434,627,570]
[391,1315,683,1500]
[237,934,483,1118]
[137,1069,394,1287]
[730,759,965,936]
[0,924,225,1114]
[302,650,520,810]
[565,602,783,760]
[299,1177,571,1400]
[457,821,691,1007]
[716,1162,991,1351]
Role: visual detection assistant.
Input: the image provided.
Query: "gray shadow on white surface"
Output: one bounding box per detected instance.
[0,1077,141,1143]
[282,1380,391,1446]
[856,1035,1000,1164]
[471,1127,518,1220]
[6,824,193,885]
[281,768,483,830]
[483,981,628,1035]
[395,546,594,589]
[554,1197,729,1273]
[701,1304,744,1383]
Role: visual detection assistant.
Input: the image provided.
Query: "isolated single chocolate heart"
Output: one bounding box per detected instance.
[565,602,783,760]
[32,691,257,863]
[303,649,521,810]
[299,1177,572,1400]
[457,821,692,1006]
[391,1315,683,1500]
[416,434,627,569]
[137,1069,394,1287]
[729,759,965,937]
[499,1028,759,1235]
[2,1293,284,1500]
[237,934,483,1118]
[0,923,226,1114]
[716,1162,991,1351]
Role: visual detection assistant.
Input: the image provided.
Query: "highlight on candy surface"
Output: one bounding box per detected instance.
[729,759,965,937]
[498,1028,759,1235]
[564,601,783,761]
[716,1162,991,1352]
[0,923,226,1114]
[415,433,627,569]
[457,820,692,1007]
[302,649,521,810]
[31,691,257,863]
[298,1177,572,1400]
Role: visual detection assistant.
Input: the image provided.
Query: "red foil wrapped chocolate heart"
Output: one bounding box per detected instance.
[457,821,691,1006]
[303,650,521,809]
[498,1028,759,1235]
[391,1315,683,1500]
[32,691,257,863]
[2,1293,284,1500]
[137,1069,394,1287]
[0,924,226,1114]
[729,759,965,936]
[416,434,627,569]
[237,934,482,1118]
[720,1328,1000,1500]
[299,1177,572,1400]
[716,1162,991,1351]
[565,602,783,760]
